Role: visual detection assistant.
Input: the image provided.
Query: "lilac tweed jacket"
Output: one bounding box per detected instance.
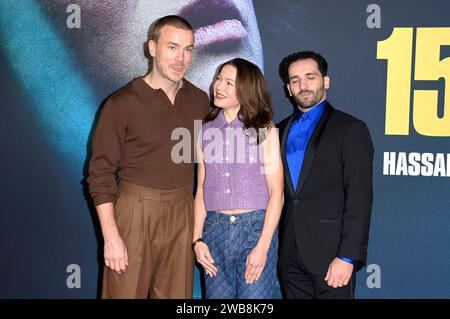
[201,110,269,211]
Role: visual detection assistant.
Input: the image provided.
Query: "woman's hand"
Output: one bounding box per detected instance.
[194,242,218,277]
[245,244,268,284]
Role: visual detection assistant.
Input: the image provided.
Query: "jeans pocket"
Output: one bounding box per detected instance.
[202,213,217,237]
[249,219,265,238]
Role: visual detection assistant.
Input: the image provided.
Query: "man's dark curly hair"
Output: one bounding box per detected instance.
[278,51,328,85]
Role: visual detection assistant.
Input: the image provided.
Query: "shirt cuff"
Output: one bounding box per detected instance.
[337,257,355,265]
[92,194,116,207]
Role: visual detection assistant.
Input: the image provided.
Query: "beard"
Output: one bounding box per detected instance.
[295,87,325,110]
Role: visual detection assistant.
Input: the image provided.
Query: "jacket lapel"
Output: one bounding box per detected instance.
[295,103,334,193]
[281,112,299,197]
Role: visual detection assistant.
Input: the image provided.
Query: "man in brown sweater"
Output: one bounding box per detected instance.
[87,15,209,298]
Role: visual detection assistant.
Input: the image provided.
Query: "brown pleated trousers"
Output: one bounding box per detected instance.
[101,181,195,299]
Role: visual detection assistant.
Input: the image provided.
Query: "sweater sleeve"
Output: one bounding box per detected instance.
[87,98,127,206]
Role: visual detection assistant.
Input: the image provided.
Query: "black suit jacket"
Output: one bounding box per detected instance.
[277,102,374,275]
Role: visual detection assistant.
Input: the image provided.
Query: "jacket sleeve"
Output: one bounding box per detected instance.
[337,120,374,263]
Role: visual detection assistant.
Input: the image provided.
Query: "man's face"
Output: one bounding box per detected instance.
[287,58,330,111]
[148,26,194,83]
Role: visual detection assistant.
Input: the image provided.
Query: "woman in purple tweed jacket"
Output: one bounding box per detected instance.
[192,58,284,299]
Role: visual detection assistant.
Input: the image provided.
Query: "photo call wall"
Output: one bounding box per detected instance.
[0,0,449,298]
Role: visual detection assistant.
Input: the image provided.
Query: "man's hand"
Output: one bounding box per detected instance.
[324,257,354,288]
[104,233,128,274]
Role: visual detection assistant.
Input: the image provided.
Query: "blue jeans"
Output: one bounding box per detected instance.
[203,209,278,299]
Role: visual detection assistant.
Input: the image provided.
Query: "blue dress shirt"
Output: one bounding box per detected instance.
[286,100,326,190]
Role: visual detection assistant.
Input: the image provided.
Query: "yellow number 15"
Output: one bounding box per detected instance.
[377,27,450,136]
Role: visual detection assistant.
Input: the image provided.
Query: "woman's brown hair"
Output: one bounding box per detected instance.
[205,58,273,144]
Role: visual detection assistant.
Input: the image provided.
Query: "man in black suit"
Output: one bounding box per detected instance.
[277,51,374,299]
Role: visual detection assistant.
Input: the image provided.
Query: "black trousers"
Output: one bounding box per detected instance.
[279,242,356,299]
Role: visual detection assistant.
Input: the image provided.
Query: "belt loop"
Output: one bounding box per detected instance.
[139,186,144,202]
